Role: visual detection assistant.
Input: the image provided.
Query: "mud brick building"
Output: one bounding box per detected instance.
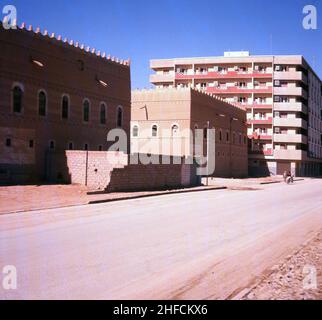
[131,88,248,178]
[0,23,131,184]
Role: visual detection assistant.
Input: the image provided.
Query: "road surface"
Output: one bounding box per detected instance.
[0,179,321,299]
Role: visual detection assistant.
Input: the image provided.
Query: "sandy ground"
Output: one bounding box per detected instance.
[0,177,283,215]
[0,179,321,300]
[242,231,322,300]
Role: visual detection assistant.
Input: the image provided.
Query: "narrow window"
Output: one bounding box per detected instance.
[98,145,103,151]
[62,95,69,119]
[38,90,47,116]
[219,130,222,141]
[172,124,179,136]
[29,140,34,148]
[68,142,74,150]
[203,127,208,140]
[84,143,88,151]
[5,138,11,147]
[152,125,158,137]
[226,132,230,142]
[83,100,90,122]
[117,106,123,127]
[13,86,23,113]
[132,125,139,137]
[49,140,55,150]
[100,103,106,124]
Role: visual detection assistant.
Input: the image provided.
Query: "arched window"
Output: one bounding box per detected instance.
[13,85,23,113]
[38,90,47,116]
[100,103,106,124]
[171,124,179,136]
[116,106,123,127]
[226,131,230,142]
[83,99,90,122]
[68,142,74,150]
[132,125,139,137]
[62,95,69,119]
[152,125,158,137]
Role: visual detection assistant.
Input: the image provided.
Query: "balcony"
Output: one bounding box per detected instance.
[248,117,273,125]
[274,86,307,98]
[175,71,272,80]
[274,149,306,160]
[274,102,307,113]
[150,73,175,84]
[248,134,273,140]
[249,149,273,156]
[274,134,308,144]
[206,86,272,94]
[251,104,273,109]
[273,117,307,128]
[274,71,307,83]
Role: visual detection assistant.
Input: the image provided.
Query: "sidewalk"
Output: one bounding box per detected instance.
[0,184,226,215]
[0,177,306,215]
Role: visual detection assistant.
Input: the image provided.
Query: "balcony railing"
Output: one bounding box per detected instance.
[175,70,272,80]
[206,86,272,94]
[273,117,307,128]
[248,117,273,125]
[273,134,307,144]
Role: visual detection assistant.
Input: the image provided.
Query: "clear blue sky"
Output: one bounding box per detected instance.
[1,0,321,88]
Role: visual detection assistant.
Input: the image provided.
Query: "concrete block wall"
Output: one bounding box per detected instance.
[107,163,198,192]
[48,151,199,191]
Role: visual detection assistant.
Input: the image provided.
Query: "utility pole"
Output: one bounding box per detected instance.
[206,120,210,186]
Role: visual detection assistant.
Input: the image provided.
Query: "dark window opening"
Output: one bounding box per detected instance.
[62,96,69,119]
[49,140,55,150]
[117,107,123,127]
[152,125,158,137]
[100,104,106,124]
[13,86,23,113]
[29,140,34,148]
[5,138,11,147]
[38,91,47,116]
[83,100,90,122]
[132,126,139,137]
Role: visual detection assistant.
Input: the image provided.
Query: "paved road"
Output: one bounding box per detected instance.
[0,179,321,300]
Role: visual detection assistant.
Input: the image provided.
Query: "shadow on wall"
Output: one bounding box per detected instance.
[45,150,71,184]
[248,148,271,177]
[0,164,38,186]
[45,151,200,191]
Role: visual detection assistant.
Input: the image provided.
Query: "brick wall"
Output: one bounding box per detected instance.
[48,151,199,191]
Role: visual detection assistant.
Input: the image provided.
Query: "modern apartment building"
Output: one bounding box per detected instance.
[0,23,131,184]
[149,52,322,176]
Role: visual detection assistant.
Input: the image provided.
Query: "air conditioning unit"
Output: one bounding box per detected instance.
[275,65,281,71]
[214,66,219,72]
[254,65,259,71]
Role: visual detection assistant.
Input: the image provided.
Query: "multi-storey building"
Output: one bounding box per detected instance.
[0,23,131,184]
[149,52,322,176]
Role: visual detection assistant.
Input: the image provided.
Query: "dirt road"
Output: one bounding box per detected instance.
[0,179,321,299]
